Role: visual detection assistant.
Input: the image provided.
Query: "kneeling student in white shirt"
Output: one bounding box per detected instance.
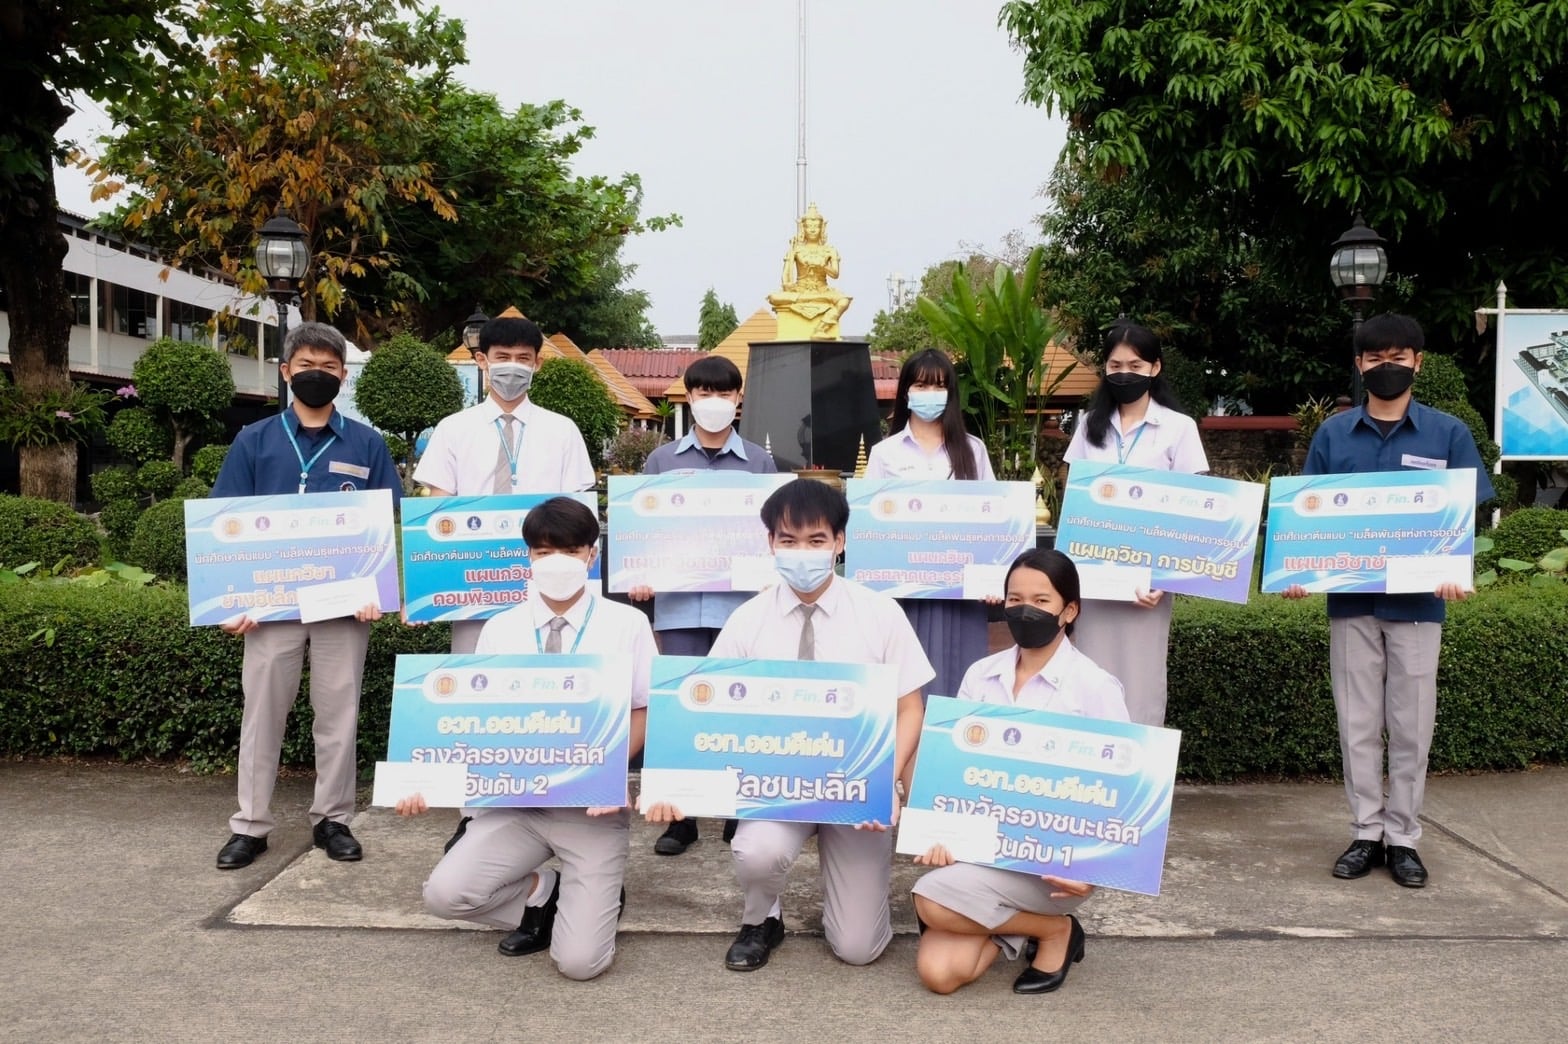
[396,497,653,981]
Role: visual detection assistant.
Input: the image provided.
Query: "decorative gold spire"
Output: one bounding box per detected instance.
[854,436,868,478]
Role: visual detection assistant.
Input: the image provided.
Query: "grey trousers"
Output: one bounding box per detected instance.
[1328,615,1441,847]
[424,807,630,981]
[450,619,485,654]
[731,820,893,966]
[230,618,371,837]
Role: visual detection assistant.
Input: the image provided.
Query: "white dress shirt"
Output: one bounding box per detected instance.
[476,590,653,710]
[413,396,596,494]
[955,637,1129,721]
[1063,399,1208,473]
[711,576,935,698]
[865,428,995,480]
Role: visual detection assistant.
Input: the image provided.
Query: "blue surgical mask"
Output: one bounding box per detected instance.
[774,548,836,594]
[907,390,947,422]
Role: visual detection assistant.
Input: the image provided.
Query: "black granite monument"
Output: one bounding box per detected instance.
[739,339,882,473]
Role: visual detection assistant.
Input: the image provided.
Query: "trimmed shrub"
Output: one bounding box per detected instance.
[90,466,141,506]
[172,476,211,501]
[1478,506,1568,576]
[529,356,623,471]
[136,459,182,500]
[1411,353,1469,407]
[99,499,143,560]
[0,494,101,569]
[605,427,669,475]
[128,499,190,580]
[191,444,229,486]
[106,406,172,465]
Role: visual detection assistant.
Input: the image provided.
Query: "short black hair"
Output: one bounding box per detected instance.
[478,317,544,354]
[759,479,848,537]
[684,355,743,393]
[283,321,347,363]
[1355,313,1424,354]
[522,497,599,551]
[1004,548,1082,636]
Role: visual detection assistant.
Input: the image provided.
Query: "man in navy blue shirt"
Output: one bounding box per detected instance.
[1285,314,1494,889]
[210,322,401,870]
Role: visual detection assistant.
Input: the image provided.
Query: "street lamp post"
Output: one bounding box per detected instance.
[1329,213,1389,404]
[255,211,311,413]
[462,306,488,405]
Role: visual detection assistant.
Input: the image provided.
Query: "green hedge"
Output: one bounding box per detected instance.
[0,495,102,569]
[1,582,1564,781]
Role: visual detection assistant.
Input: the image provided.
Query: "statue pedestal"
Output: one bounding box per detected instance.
[739,339,881,473]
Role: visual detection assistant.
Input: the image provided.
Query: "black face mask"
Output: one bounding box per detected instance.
[1361,362,1416,400]
[1105,371,1152,405]
[289,369,342,409]
[1004,604,1063,649]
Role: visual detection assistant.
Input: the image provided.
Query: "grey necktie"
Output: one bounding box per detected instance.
[493,414,517,493]
[797,604,816,661]
[544,615,568,654]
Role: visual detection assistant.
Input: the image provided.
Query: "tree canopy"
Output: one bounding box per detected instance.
[353,333,464,468]
[697,289,740,349]
[1002,0,1568,410]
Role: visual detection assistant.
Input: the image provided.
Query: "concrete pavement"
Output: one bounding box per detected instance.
[2,760,1565,1042]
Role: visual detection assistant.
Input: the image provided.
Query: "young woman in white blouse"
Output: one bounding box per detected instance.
[865,350,995,699]
[911,549,1128,996]
[1062,323,1208,726]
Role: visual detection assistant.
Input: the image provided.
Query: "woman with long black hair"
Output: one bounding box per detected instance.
[1062,322,1208,726]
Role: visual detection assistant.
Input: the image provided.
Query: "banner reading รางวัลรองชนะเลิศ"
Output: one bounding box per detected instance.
[638,655,899,826]
[895,698,1181,896]
[184,489,399,625]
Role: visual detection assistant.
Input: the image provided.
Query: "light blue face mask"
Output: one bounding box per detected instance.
[773,548,836,593]
[907,390,948,422]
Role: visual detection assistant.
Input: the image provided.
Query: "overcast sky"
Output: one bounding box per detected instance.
[55,0,1068,339]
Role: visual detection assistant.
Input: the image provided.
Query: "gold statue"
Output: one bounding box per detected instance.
[768,203,852,340]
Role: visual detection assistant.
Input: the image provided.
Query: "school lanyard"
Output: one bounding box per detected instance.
[1112,422,1147,465]
[534,597,596,654]
[280,415,339,493]
[495,416,523,488]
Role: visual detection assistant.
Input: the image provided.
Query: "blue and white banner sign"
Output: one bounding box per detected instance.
[185,490,399,625]
[1260,469,1477,593]
[638,656,899,826]
[896,699,1181,896]
[1055,462,1264,604]
[379,653,630,808]
[606,473,795,592]
[843,479,1036,599]
[400,493,599,623]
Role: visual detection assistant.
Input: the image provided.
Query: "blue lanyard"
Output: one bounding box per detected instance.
[280,414,339,493]
[495,416,523,488]
[535,597,595,654]
[1112,422,1147,465]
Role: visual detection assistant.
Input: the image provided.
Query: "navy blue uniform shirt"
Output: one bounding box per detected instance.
[211,407,402,505]
[1303,399,1494,623]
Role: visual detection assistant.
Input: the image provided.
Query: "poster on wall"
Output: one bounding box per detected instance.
[1496,310,1568,460]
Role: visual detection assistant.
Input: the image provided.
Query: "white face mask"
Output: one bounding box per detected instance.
[691,396,738,434]
[529,552,589,602]
[487,362,534,402]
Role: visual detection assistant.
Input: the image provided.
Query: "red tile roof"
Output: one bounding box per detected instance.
[597,348,711,397]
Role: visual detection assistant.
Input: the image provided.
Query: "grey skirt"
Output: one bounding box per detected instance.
[1071,596,1175,726]
[912,862,1085,961]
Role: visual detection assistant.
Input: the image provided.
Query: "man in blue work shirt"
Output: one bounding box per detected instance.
[210,322,402,870]
[629,355,777,854]
[1284,313,1494,889]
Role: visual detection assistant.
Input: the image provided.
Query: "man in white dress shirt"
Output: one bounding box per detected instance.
[396,497,652,980]
[413,315,596,653]
[646,479,935,971]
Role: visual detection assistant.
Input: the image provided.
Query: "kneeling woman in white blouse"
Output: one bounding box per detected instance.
[910,548,1129,996]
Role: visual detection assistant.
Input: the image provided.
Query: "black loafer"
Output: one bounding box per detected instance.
[498,875,560,957]
[312,820,363,862]
[216,833,267,870]
[443,815,472,854]
[724,916,784,971]
[1014,915,1085,995]
[1332,839,1385,879]
[1386,845,1428,888]
[722,818,738,843]
[654,819,698,855]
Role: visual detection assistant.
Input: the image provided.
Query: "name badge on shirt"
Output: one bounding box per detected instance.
[1400,453,1446,471]
[329,460,372,479]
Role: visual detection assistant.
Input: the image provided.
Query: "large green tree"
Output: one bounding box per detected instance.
[1002,0,1568,409]
[696,288,739,349]
[1,1,227,503]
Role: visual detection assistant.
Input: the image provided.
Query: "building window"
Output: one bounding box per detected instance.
[67,272,92,326]
[108,283,156,338]
[168,301,214,345]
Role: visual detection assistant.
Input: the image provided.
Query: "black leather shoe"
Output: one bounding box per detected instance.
[722,818,738,843]
[724,916,784,971]
[618,887,627,922]
[443,815,472,854]
[1332,838,1385,879]
[312,820,363,862]
[498,875,560,957]
[1013,915,1085,995]
[216,833,267,870]
[1387,845,1428,888]
[654,819,698,855]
